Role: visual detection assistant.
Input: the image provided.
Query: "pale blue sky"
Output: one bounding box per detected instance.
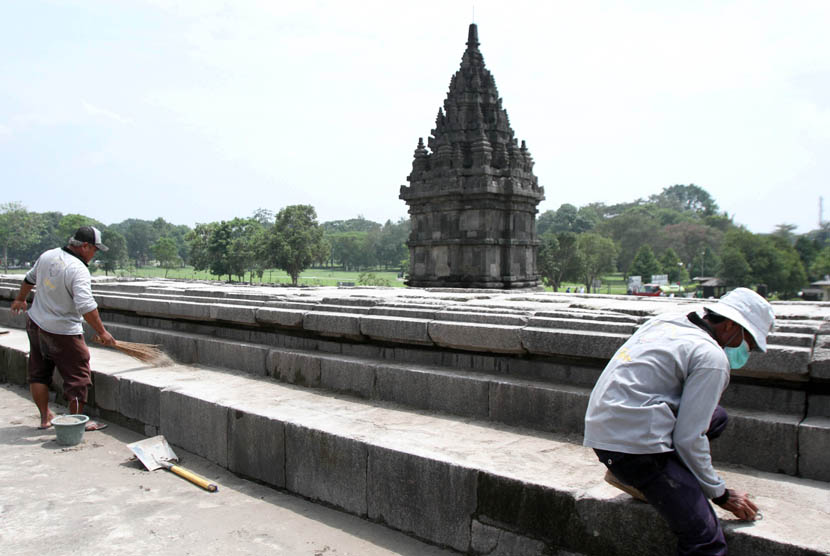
[1,1,828,234]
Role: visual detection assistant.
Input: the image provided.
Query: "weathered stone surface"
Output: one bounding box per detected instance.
[198,338,268,376]
[369,306,441,320]
[719,382,806,415]
[255,307,306,328]
[267,349,321,386]
[375,364,490,418]
[798,417,830,482]
[320,358,376,398]
[809,345,830,380]
[91,371,120,411]
[209,303,257,324]
[119,377,160,427]
[526,316,638,335]
[521,327,626,360]
[436,310,529,326]
[710,409,800,476]
[0,343,27,385]
[169,300,212,320]
[303,311,362,338]
[807,394,830,418]
[360,315,432,345]
[739,345,812,381]
[489,380,590,435]
[285,425,367,515]
[160,388,229,468]
[228,408,285,487]
[429,321,524,354]
[133,298,173,318]
[470,519,547,556]
[367,446,477,552]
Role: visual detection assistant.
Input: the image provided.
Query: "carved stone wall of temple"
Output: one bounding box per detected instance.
[399,23,545,289]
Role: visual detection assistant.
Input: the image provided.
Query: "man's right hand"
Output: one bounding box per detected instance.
[719,489,759,521]
[11,300,27,315]
[93,330,116,347]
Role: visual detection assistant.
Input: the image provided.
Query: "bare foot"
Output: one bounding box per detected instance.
[38,411,55,430]
[85,421,108,432]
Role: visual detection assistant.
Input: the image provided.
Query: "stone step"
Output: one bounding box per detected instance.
[0,327,826,556]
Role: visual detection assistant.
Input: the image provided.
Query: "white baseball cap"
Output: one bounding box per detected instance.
[705,287,775,352]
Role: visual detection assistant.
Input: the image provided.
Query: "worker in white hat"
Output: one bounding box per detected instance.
[584,287,775,556]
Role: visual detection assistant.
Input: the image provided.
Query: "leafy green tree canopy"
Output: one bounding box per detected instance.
[268,205,326,286]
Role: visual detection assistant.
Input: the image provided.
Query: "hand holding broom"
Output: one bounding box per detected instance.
[93,335,171,366]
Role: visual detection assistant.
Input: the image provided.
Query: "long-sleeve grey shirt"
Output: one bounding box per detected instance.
[25,247,98,335]
[583,311,729,499]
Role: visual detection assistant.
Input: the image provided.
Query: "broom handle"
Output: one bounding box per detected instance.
[168,464,219,492]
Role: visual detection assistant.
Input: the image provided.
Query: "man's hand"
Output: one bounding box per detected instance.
[718,489,759,521]
[11,300,27,314]
[92,330,116,347]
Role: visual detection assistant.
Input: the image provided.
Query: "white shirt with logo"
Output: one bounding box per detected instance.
[25,247,98,335]
[584,311,729,499]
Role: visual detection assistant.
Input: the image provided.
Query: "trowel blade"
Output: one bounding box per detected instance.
[127,435,179,472]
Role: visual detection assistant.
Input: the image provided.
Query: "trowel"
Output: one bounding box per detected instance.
[128,435,218,492]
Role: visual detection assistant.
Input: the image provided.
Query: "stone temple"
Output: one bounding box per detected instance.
[400,23,545,289]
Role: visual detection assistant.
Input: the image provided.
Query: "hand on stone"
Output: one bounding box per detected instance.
[719,489,759,521]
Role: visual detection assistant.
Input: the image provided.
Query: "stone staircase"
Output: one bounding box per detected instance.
[1,276,828,555]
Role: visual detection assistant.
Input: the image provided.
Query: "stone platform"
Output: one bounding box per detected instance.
[1,276,829,555]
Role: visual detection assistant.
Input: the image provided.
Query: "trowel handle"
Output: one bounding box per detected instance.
[168,464,218,492]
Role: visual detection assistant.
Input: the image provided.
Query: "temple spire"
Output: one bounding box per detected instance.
[466,23,480,49]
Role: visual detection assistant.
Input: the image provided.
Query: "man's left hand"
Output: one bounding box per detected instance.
[11,300,27,314]
[719,489,759,521]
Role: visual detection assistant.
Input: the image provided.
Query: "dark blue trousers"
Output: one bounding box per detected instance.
[595,406,729,556]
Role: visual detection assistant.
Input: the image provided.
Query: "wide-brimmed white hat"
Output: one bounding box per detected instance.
[704,287,775,352]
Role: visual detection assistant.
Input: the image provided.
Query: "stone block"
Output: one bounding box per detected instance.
[303,311,363,338]
[521,327,626,360]
[91,371,119,411]
[169,300,212,320]
[0,344,28,385]
[375,364,489,418]
[267,349,321,386]
[285,424,367,515]
[766,332,815,348]
[340,343,382,359]
[369,306,440,320]
[710,409,800,475]
[133,298,173,318]
[429,321,524,354]
[489,381,590,435]
[798,416,830,482]
[255,307,306,328]
[367,446,476,552]
[526,316,638,335]
[360,315,432,345]
[320,358,376,398]
[119,377,160,427]
[210,303,257,324]
[160,388,229,468]
[197,338,269,376]
[471,520,547,556]
[738,345,811,381]
[807,394,830,418]
[0,307,27,329]
[571,496,674,556]
[719,382,806,415]
[809,345,830,380]
[228,408,285,487]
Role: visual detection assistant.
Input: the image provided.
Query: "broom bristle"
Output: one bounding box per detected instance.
[113,340,172,366]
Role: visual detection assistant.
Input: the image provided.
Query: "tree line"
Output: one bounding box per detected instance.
[3,183,829,297]
[536,184,830,297]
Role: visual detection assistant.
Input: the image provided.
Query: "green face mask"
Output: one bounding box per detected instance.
[723,327,750,369]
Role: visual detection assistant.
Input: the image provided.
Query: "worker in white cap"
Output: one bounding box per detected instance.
[584,287,775,556]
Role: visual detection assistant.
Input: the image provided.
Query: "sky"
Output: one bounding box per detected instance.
[1,0,828,234]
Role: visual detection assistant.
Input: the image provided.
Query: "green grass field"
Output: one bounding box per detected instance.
[4,265,634,292]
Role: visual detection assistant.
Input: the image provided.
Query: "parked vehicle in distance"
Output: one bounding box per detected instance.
[631,283,663,296]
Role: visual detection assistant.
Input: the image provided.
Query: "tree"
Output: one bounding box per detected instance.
[537,231,580,292]
[152,236,181,278]
[57,214,103,243]
[0,202,39,271]
[576,233,617,292]
[186,222,217,276]
[268,205,326,286]
[810,246,830,279]
[98,229,128,276]
[596,206,660,274]
[650,184,718,216]
[629,245,660,281]
[659,247,688,283]
[719,246,752,287]
[772,223,798,246]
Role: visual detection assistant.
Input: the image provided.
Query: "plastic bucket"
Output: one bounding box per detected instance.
[52,414,89,446]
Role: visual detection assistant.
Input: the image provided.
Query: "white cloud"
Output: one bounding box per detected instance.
[82,101,133,125]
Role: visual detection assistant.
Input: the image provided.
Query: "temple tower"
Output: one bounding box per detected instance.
[400,24,545,289]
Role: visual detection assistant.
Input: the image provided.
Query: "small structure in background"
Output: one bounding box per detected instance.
[802,276,830,301]
[399,24,545,289]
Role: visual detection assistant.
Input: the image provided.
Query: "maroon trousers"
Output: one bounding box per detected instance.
[26,317,92,404]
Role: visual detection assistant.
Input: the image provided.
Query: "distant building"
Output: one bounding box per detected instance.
[803,276,830,301]
[399,24,545,289]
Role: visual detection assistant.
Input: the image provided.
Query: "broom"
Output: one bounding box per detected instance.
[94,337,172,366]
